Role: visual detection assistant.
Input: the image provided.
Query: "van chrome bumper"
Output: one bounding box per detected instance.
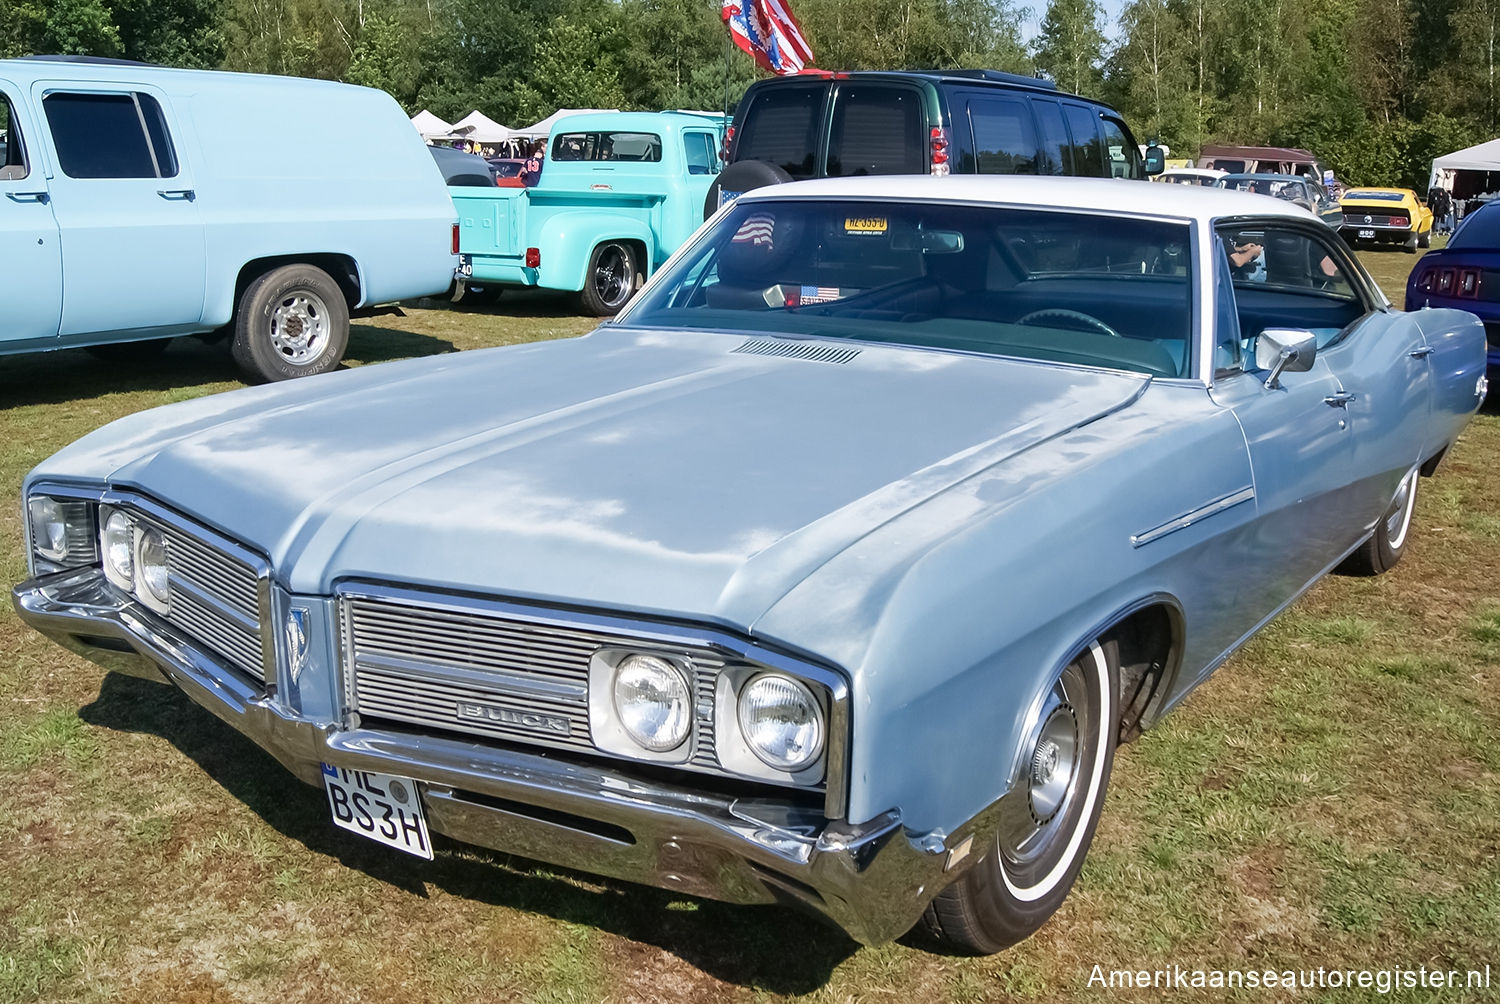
[13,568,956,944]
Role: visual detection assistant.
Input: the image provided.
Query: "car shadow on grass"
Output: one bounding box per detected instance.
[344,321,458,366]
[410,289,588,319]
[0,339,245,410]
[79,672,859,994]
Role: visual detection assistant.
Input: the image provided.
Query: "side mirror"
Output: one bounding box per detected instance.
[1144,144,1166,176]
[1255,328,1317,389]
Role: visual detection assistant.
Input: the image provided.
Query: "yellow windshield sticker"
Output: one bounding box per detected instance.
[845,217,888,234]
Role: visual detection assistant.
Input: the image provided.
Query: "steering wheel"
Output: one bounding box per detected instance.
[1015,308,1123,339]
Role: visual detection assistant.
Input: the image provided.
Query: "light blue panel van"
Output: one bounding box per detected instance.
[0,56,457,382]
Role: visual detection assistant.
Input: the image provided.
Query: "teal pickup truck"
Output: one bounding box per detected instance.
[453,111,723,315]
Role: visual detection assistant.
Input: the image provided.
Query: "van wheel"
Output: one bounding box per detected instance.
[704,160,793,220]
[918,640,1120,954]
[579,242,638,316]
[232,264,349,383]
[85,338,172,362]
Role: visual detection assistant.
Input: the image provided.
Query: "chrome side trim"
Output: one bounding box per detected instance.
[1130,486,1255,548]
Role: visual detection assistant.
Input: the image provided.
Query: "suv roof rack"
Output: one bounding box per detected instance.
[920,69,1059,91]
[15,54,153,67]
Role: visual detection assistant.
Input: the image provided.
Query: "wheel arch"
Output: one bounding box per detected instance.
[534,213,655,292]
[233,254,363,318]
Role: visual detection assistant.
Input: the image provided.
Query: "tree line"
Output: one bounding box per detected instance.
[2,0,1491,189]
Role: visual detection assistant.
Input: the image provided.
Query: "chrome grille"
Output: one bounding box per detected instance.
[146,516,266,681]
[342,593,726,770]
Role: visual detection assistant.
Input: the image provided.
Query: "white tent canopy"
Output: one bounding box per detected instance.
[410,109,453,141]
[514,108,620,140]
[1430,137,1500,192]
[449,110,514,144]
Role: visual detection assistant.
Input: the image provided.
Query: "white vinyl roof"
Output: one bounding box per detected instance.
[742,175,1318,224]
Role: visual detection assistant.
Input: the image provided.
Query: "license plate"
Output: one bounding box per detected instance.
[321,763,433,859]
[1358,228,1375,239]
[457,255,473,277]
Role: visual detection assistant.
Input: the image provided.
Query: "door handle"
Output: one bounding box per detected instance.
[6,190,48,203]
[1409,346,1434,359]
[1324,391,1356,408]
[157,188,195,201]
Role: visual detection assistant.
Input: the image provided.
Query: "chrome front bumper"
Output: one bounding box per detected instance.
[13,569,960,945]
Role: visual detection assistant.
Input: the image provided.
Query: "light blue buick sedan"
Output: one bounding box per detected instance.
[13,176,1486,953]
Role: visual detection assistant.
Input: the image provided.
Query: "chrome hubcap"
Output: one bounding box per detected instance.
[1028,705,1078,825]
[1386,471,1416,549]
[269,291,331,365]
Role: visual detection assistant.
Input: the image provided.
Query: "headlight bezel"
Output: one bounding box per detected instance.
[24,492,98,573]
[588,649,700,764]
[735,672,826,771]
[714,667,830,785]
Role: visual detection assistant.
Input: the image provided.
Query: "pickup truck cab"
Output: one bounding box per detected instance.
[453,112,722,315]
[0,55,457,382]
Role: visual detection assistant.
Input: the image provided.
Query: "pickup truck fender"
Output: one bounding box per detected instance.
[536,212,657,293]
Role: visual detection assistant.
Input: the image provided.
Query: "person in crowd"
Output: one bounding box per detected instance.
[520,139,546,187]
[1429,186,1453,235]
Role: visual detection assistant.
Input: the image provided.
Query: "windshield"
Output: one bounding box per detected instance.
[619,200,1196,378]
[1221,176,1309,201]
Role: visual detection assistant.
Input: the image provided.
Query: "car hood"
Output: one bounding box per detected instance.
[45,327,1149,631]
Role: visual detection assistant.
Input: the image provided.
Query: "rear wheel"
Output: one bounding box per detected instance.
[1404,232,1419,253]
[919,640,1120,954]
[451,280,504,306]
[1337,470,1418,575]
[579,242,639,316]
[1418,229,1432,249]
[231,264,350,383]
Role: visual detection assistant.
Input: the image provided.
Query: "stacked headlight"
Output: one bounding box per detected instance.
[99,505,171,615]
[26,495,97,571]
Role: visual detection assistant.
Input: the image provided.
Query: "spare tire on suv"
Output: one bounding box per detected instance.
[704,160,792,219]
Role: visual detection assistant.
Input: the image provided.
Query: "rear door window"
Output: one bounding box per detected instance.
[43,91,179,179]
[826,83,927,177]
[1031,99,1071,175]
[1062,104,1107,178]
[735,82,826,180]
[965,95,1039,174]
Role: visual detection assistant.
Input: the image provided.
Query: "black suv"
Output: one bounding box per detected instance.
[707,69,1158,216]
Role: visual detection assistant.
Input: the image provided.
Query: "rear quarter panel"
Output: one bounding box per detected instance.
[187,76,455,321]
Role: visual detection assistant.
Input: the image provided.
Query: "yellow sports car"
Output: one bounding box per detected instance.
[1339,187,1434,252]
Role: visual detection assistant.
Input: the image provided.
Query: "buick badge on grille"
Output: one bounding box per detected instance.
[456,701,571,735]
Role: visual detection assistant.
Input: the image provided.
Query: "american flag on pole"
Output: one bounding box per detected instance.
[722,0,814,75]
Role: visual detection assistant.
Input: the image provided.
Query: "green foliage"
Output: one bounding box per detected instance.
[1034,0,1105,96]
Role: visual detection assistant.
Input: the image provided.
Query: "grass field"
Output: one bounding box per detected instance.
[2,256,1497,1003]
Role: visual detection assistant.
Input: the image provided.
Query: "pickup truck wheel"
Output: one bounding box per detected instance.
[232,264,349,383]
[919,639,1119,955]
[580,242,638,316]
[85,338,172,362]
[1337,469,1417,575]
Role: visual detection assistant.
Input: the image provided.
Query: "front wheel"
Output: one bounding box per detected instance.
[579,242,639,316]
[231,264,349,383]
[1337,469,1417,575]
[919,639,1120,954]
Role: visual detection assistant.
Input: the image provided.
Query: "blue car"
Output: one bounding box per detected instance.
[13,177,1486,954]
[1407,199,1500,368]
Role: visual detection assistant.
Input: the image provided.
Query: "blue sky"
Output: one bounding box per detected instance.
[1019,0,1129,45]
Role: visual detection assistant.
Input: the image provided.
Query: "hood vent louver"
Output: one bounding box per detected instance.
[733,337,860,365]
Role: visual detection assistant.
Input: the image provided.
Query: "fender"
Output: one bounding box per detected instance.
[534,211,656,293]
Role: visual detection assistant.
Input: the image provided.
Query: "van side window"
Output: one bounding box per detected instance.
[43,92,179,179]
[1062,105,1106,178]
[0,94,27,180]
[1100,117,1141,179]
[966,96,1038,174]
[683,131,718,175]
[735,83,824,180]
[826,85,926,177]
[1031,99,1071,175]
